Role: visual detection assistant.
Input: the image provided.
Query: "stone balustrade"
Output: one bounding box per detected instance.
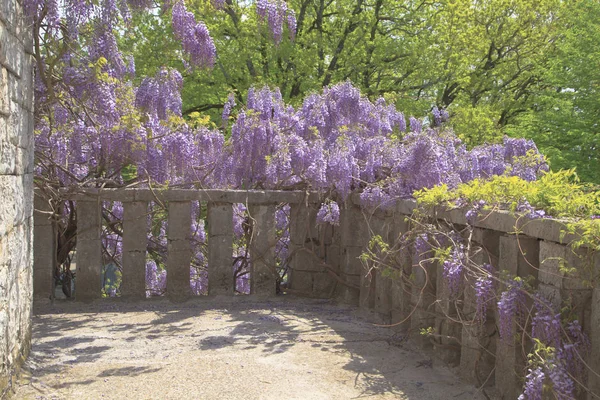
[33,188,600,399]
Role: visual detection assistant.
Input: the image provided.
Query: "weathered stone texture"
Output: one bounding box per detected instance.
[207,203,234,295]
[121,201,148,299]
[0,1,34,396]
[167,201,192,301]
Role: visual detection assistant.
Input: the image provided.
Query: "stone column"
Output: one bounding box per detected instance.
[76,200,103,301]
[495,235,539,400]
[33,195,55,299]
[589,285,600,399]
[120,201,148,299]
[338,202,369,306]
[167,201,192,301]
[207,202,233,295]
[288,203,323,296]
[389,212,412,333]
[249,204,277,296]
[459,228,501,385]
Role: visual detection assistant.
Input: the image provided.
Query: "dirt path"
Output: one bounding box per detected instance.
[13,297,485,400]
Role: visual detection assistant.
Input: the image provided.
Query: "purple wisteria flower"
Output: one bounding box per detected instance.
[316,201,340,226]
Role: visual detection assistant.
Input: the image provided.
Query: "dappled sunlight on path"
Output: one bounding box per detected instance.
[14,297,484,400]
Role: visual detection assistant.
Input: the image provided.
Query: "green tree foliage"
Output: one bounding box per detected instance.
[122,0,600,183]
[506,0,600,183]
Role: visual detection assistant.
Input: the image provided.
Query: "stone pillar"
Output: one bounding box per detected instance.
[589,286,600,399]
[433,259,462,366]
[409,251,437,349]
[76,200,103,301]
[249,204,277,296]
[389,213,412,333]
[338,202,369,305]
[538,241,592,312]
[120,201,147,299]
[459,228,501,386]
[207,202,233,295]
[495,235,539,400]
[33,195,55,299]
[167,201,192,301]
[288,203,337,297]
[538,241,594,398]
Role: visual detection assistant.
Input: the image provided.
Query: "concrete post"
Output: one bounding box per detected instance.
[249,204,277,296]
[167,201,192,301]
[338,202,369,306]
[589,287,600,399]
[120,201,148,299]
[495,235,539,399]
[207,202,233,295]
[76,199,102,301]
[288,203,316,295]
[33,195,55,299]
[459,228,500,386]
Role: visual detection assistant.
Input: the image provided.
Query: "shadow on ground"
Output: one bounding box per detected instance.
[13,296,484,400]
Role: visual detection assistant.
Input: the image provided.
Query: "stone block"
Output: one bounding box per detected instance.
[289,203,318,246]
[249,204,277,296]
[0,22,23,77]
[207,202,233,237]
[499,235,539,282]
[8,58,33,111]
[340,245,365,275]
[390,279,410,331]
[0,133,16,174]
[335,273,360,305]
[0,67,8,116]
[471,228,502,263]
[76,200,101,240]
[539,241,590,290]
[359,270,375,310]
[339,204,369,247]
[388,212,409,245]
[588,288,600,399]
[121,202,148,299]
[312,271,335,298]
[374,270,392,321]
[208,232,233,296]
[0,175,24,236]
[289,246,324,273]
[33,206,54,299]
[76,201,102,300]
[288,269,313,294]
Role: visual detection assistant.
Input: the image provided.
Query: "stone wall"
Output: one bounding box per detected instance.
[0,0,35,396]
[288,196,600,399]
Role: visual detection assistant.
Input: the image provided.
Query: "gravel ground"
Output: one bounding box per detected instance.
[12,296,486,400]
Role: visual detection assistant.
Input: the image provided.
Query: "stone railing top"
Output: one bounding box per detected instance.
[38,188,585,245]
[48,188,324,204]
[349,194,584,246]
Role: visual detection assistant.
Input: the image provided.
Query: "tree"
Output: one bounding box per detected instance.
[506,0,600,183]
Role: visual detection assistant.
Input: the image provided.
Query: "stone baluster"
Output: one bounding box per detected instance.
[167,201,192,301]
[33,195,55,299]
[121,201,148,299]
[338,202,369,306]
[207,202,233,295]
[76,199,102,301]
[389,212,412,332]
[249,204,277,296]
[288,203,320,295]
[495,235,539,400]
[409,247,437,349]
[459,228,501,385]
[589,277,600,399]
[538,241,595,398]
